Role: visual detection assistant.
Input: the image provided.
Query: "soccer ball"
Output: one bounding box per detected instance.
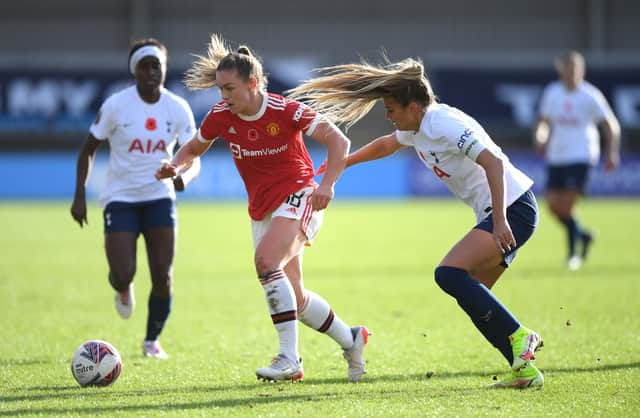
[70,340,122,387]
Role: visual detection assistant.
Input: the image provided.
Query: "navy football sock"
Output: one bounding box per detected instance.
[145,293,172,341]
[435,266,518,364]
[561,216,581,257]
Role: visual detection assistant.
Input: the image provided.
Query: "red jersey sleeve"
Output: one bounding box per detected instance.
[197,102,227,142]
[284,98,321,136]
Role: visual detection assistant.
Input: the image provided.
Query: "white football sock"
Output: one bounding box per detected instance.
[298,290,354,349]
[259,269,299,362]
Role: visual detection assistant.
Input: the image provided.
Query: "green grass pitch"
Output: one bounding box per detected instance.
[1,199,639,417]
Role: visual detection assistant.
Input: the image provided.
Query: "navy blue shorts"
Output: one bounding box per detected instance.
[474,189,538,267]
[103,198,177,234]
[546,163,590,192]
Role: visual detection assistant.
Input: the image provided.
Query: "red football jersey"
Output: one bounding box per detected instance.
[198,92,319,220]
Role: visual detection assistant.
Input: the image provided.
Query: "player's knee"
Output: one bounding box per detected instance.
[254,253,278,277]
[112,267,135,282]
[434,266,449,290]
[434,266,466,295]
[108,268,135,291]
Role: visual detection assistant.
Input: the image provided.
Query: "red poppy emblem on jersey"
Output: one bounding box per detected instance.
[266,122,280,136]
[247,128,259,141]
[145,117,157,131]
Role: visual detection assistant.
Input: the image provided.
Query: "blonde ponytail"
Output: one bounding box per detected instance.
[184,33,267,91]
[287,58,435,129]
[184,34,231,90]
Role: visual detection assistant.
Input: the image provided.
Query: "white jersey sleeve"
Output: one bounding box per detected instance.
[173,96,197,145]
[587,85,614,123]
[428,109,487,161]
[89,96,117,140]
[538,84,554,119]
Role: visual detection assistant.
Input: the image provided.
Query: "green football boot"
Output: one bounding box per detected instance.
[509,326,544,371]
[490,363,544,389]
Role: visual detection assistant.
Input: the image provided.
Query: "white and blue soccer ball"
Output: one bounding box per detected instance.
[70,340,122,387]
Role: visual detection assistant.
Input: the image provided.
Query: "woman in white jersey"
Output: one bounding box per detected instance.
[534,51,620,270]
[289,57,544,389]
[70,38,200,359]
[155,34,369,382]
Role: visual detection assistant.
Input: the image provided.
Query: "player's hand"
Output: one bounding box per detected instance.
[311,184,334,211]
[315,160,328,175]
[173,175,185,192]
[155,162,178,180]
[534,141,546,156]
[70,197,88,228]
[493,217,516,253]
[604,153,620,172]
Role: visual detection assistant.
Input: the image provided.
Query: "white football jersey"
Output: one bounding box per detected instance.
[539,81,613,165]
[396,103,533,222]
[90,86,196,207]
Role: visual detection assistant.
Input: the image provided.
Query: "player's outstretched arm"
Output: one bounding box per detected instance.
[156,136,212,181]
[347,133,404,168]
[316,132,405,175]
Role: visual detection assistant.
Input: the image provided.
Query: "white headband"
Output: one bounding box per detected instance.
[129,45,167,75]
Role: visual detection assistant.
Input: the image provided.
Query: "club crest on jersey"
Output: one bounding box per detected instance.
[266,122,280,136]
[145,117,157,131]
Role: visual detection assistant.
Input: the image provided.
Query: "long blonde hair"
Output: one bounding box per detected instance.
[184,33,268,90]
[287,57,435,129]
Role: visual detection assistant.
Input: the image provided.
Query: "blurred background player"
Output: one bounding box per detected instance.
[155,34,369,382]
[289,57,544,389]
[533,50,621,270]
[70,38,200,359]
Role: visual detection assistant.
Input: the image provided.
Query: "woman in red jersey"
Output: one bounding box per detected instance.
[155,34,369,382]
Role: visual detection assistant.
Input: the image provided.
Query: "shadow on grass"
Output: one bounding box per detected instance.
[0,392,384,416]
[2,361,638,415]
[305,360,640,385]
[0,358,54,366]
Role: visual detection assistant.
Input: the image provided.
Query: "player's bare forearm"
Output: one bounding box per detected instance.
[533,118,550,153]
[347,133,404,168]
[157,137,211,181]
[172,137,212,171]
[477,150,507,220]
[74,135,100,196]
[71,135,101,227]
[601,117,621,167]
[322,133,350,187]
[477,149,516,251]
[310,121,350,187]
